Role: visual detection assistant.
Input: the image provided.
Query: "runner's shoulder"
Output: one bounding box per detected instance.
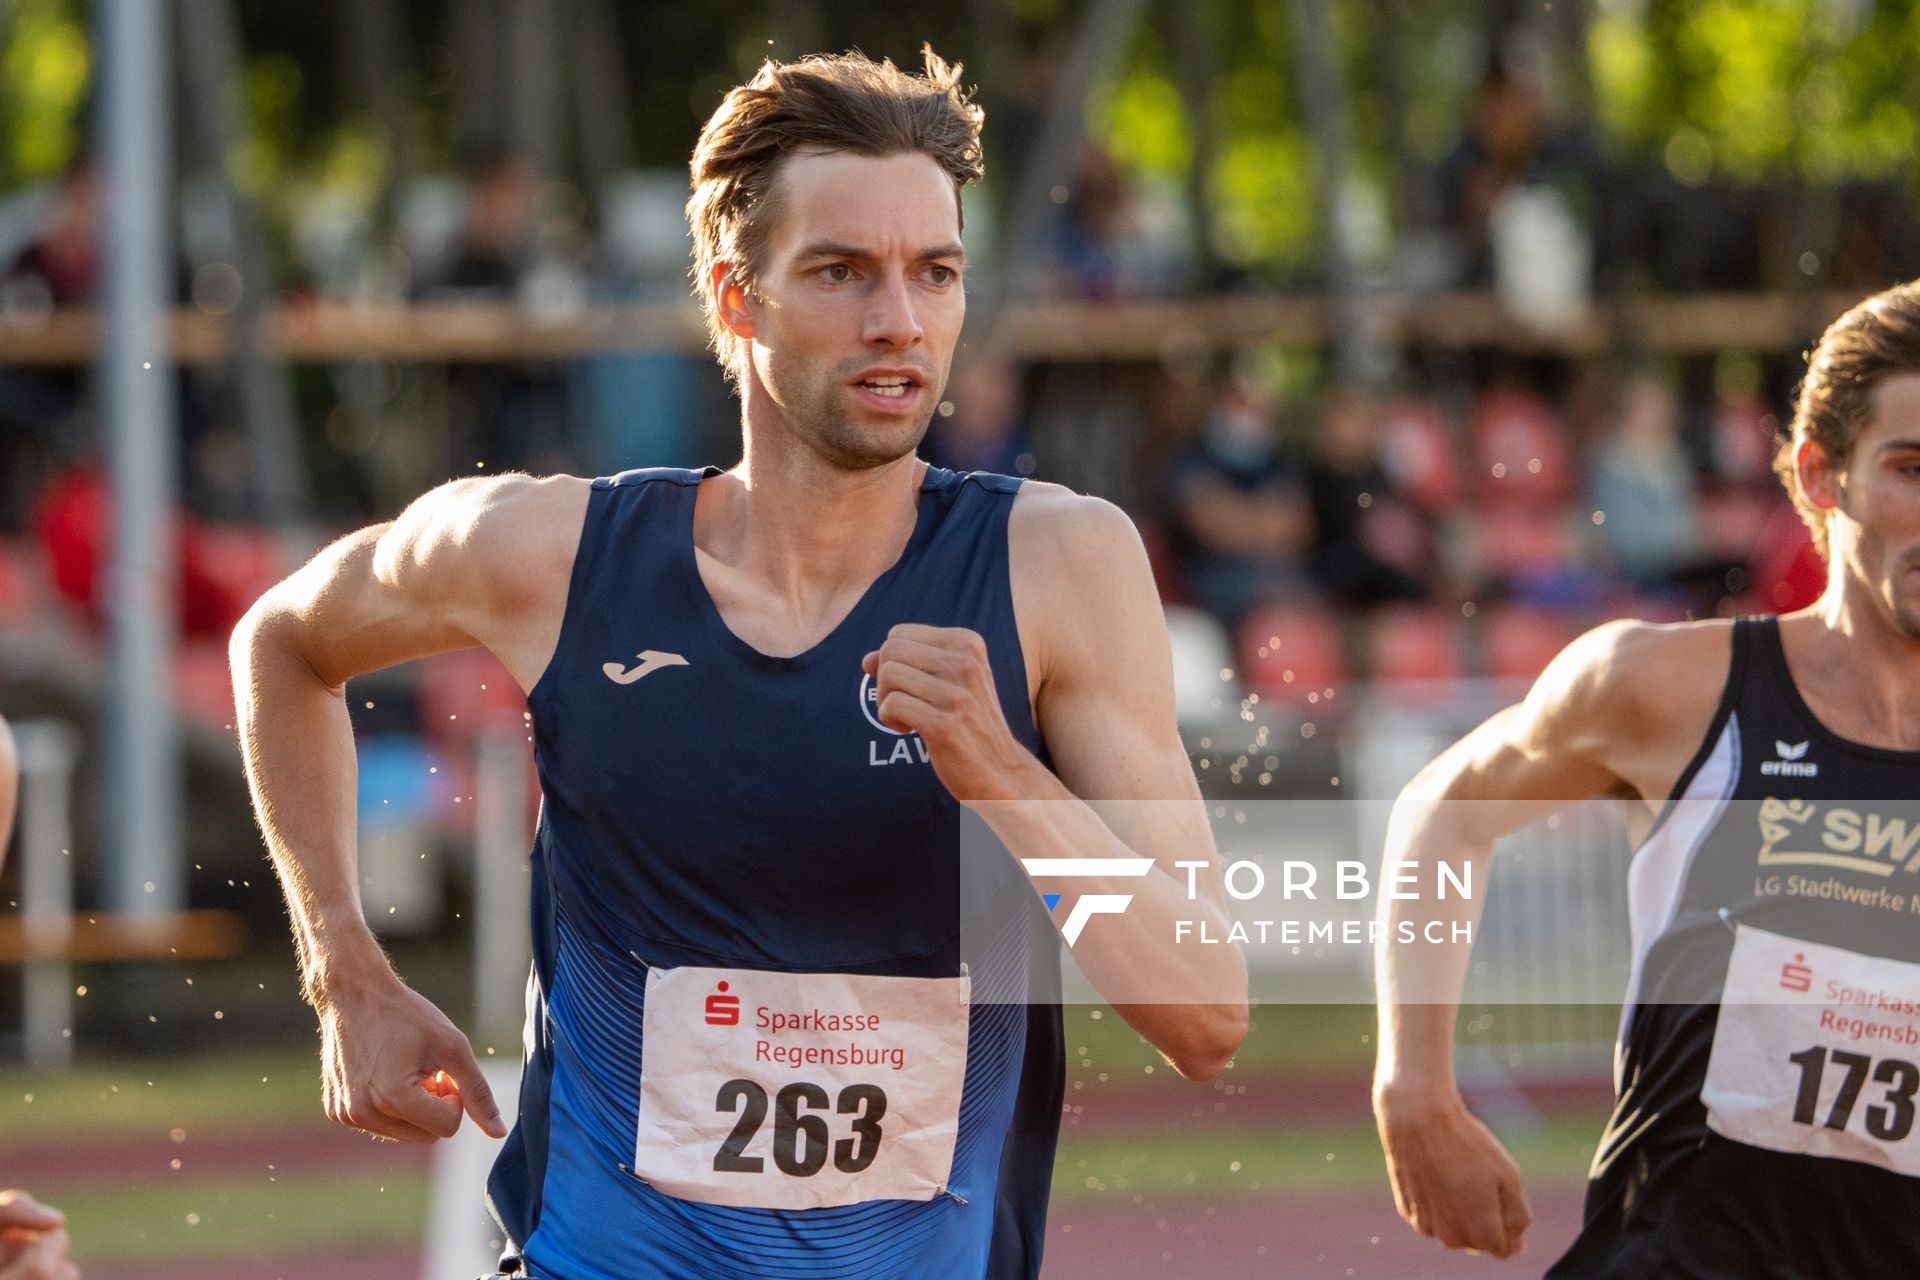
[382,472,590,608]
[1540,615,1734,743]
[1007,480,1143,569]
[1006,481,1158,675]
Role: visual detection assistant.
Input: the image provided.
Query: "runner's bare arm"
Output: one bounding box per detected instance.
[0,714,15,850]
[230,473,586,1143]
[1372,618,1728,1257]
[998,486,1248,1079]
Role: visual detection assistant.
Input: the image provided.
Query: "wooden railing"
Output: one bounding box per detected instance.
[0,289,1867,366]
[0,908,247,964]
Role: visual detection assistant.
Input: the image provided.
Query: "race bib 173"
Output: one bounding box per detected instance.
[1704,925,1920,1177]
[631,965,971,1209]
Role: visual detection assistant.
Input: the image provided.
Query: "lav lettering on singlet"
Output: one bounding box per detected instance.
[870,737,933,767]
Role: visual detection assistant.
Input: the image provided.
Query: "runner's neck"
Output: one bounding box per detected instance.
[1782,595,1920,750]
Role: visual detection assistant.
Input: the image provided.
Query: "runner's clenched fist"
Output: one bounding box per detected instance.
[861,623,1035,803]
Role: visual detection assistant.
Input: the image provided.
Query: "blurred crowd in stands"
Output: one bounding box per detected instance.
[1144,354,1822,702]
[0,48,1899,750]
[0,31,1910,956]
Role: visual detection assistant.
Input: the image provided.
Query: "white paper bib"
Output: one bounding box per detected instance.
[631,965,971,1209]
[1704,925,1920,1176]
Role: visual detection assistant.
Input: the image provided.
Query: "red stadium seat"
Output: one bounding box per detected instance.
[31,465,287,640]
[1367,604,1465,685]
[1468,388,1574,504]
[1479,604,1580,682]
[33,465,107,622]
[1237,603,1347,704]
[181,522,285,640]
[1378,396,1463,513]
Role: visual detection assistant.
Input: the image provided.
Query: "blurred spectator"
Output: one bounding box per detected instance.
[1708,369,1779,488]
[1696,362,1784,566]
[1168,377,1314,628]
[1042,146,1182,301]
[434,151,538,296]
[0,159,208,529]
[1833,180,1920,289]
[9,159,99,306]
[421,151,573,476]
[0,160,101,530]
[1435,56,1593,311]
[925,358,1035,476]
[1586,374,1703,585]
[8,156,193,307]
[1304,387,1430,607]
[1047,146,1130,301]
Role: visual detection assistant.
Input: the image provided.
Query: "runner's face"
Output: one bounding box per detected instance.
[741,151,966,470]
[1832,373,1920,639]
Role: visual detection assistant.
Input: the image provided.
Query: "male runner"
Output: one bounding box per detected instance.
[231,50,1245,1280]
[1372,280,1920,1274]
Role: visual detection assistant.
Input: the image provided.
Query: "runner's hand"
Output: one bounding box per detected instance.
[861,624,1030,802]
[0,1190,78,1280]
[1374,1085,1531,1259]
[316,974,507,1143]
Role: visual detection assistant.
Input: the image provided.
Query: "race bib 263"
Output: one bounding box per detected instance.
[631,965,971,1210]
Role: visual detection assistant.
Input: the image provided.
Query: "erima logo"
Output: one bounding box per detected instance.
[1760,739,1819,778]
[603,650,688,684]
[1020,858,1156,945]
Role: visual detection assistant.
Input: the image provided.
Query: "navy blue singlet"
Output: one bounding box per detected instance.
[486,464,1065,1280]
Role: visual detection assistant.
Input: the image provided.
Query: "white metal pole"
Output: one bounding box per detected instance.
[96,0,184,916]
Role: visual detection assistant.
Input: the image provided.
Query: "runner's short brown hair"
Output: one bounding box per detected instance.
[687,47,985,373]
[1779,281,1920,558]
